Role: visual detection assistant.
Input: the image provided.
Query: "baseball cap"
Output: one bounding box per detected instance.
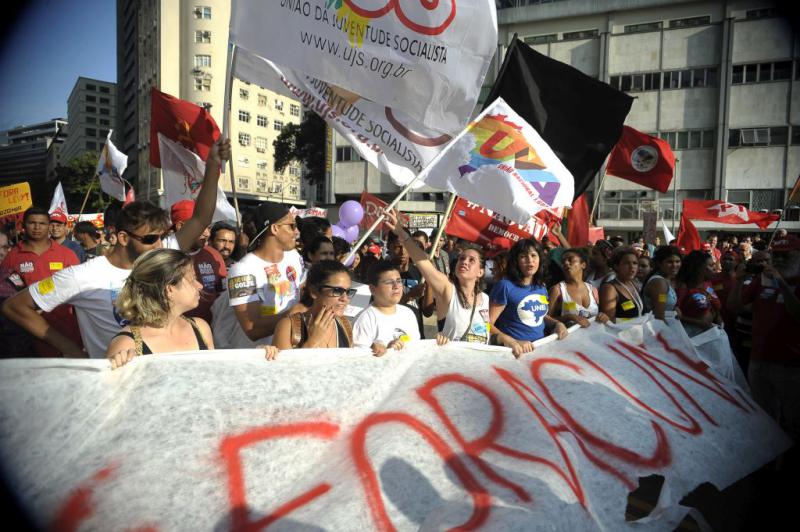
[702,243,712,251]
[49,211,68,224]
[595,239,614,253]
[249,201,292,249]
[771,235,800,252]
[170,200,195,225]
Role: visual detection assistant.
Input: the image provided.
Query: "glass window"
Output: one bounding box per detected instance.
[255,137,268,151]
[770,126,788,145]
[99,97,109,104]
[274,120,284,131]
[562,29,598,40]
[692,69,706,87]
[258,94,267,106]
[792,126,800,145]
[256,180,268,193]
[238,132,250,146]
[290,104,300,117]
[773,61,792,80]
[274,100,284,111]
[677,131,689,149]
[620,75,632,92]
[257,115,268,127]
[237,177,249,190]
[679,70,692,88]
[86,95,96,102]
[195,77,210,91]
[99,118,110,126]
[668,16,711,29]
[86,105,96,113]
[86,84,96,91]
[609,76,620,90]
[702,129,715,148]
[86,116,96,124]
[238,110,250,122]
[744,64,757,83]
[664,131,677,150]
[631,74,644,91]
[195,30,210,43]
[728,129,740,147]
[732,65,744,84]
[644,73,659,90]
[85,128,97,137]
[758,63,773,82]
[99,86,109,93]
[689,130,702,149]
[624,22,662,33]
[239,88,249,100]
[194,55,211,68]
[99,108,109,115]
[86,141,96,150]
[524,34,557,45]
[664,71,679,89]
[705,67,717,87]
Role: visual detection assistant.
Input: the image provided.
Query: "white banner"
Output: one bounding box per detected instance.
[234,48,448,188]
[96,130,127,201]
[157,133,237,223]
[291,206,329,219]
[230,0,497,135]
[48,182,69,217]
[422,97,575,224]
[0,319,788,531]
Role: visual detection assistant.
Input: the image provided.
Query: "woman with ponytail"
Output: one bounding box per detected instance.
[384,208,488,344]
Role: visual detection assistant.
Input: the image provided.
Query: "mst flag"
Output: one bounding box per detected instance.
[677,212,702,252]
[566,194,590,247]
[230,0,497,134]
[150,89,235,222]
[422,97,574,225]
[48,182,69,218]
[607,126,675,193]
[485,38,633,201]
[95,131,128,201]
[445,197,553,251]
[683,199,779,230]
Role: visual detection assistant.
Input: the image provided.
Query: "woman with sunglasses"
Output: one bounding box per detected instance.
[272,260,355,350]
[384,208,491,344]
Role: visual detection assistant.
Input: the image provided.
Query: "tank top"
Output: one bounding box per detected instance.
[441,282,490,343]
[642,274,677,313]
[558,282,599,318]
[610,279,643,320]
[111,317,208,355]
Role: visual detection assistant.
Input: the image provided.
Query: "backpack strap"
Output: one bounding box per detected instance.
[290,313,305,348]
[336,315,353,348]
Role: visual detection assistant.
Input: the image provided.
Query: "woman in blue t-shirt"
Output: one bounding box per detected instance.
[489,238,568,358]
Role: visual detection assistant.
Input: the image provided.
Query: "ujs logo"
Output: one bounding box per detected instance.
[326,0,456,38]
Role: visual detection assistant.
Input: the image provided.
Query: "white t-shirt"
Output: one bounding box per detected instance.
[227,250,304,341]
[352,305,421,348]
[441,283,490,343]
[29,256,133,359]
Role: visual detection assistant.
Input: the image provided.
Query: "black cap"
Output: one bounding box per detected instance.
[249,202,292,249]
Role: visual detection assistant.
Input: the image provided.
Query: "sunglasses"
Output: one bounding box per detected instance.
[123,231,166,245]
[321,285,357,298]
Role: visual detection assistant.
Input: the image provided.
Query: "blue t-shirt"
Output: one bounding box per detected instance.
[490,279,549,342]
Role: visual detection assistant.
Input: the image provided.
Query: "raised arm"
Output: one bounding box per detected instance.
[2,289,84,357]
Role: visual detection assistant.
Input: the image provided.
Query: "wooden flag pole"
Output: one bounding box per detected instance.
[77,177,97,219]
[429,193,458,260]
[589,167,607,224]
[223,44,242,228]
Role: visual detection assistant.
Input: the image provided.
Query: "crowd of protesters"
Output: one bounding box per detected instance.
[1,139,799,450]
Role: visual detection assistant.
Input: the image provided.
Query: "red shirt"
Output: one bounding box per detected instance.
[186,245,227,324]
[743,275,800,365]
[677,282,720,320]
[0,239,82,356]
[710,272,736,326]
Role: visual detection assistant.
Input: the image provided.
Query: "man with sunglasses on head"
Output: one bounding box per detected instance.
[2,139,231,358]
[224,201,303,346]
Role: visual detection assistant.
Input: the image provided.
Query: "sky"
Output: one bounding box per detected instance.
[0,0,117,131]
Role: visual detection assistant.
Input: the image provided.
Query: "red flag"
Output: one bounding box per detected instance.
[149,88,220,167]
[124,186,135,205]
[445,198,556,251]
[360,191,409,232]
[682,199,779,230]
[588,226,605,244]
[788,174,800,205]
[566,194,589,247]
[606,126,675,193]
[676,212,702,253]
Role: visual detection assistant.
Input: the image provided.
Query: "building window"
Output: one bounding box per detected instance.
[728,127,789,147]
[336,146,362,161]
[257,115,268,127]
[237,177,250,190]
[732,61,792,84]
[274,120,284,131]
[523,33,557,45]
[194,55,211,68]
[99,86,109,94]
[562,29,598,41]
[668,16,711,29]
[255,137,268,152]
[660,129,715,150]
[100,97,110,104]
[195,30,211,43]
[194,6,211,19]
[623,21,662,33]
[289,166,301,177]
[274,100,283,111]
[86,83,96,91]
[258,94,267,106]
[289,185,299,196]
[791,126,800,145]
[290,104,300,117]
[257,160,268,170]
[100,118,110,126]
[195,76,211,91]
[86,105,96,113]
[86,128,97,137]
[745,8,777,19]
[609,72,661,93]
[99,108,109,115]
[238,110,251,123]
[662,67,717,89]
[256,180,268,193]
[86,141,96,150]
[239,88,249,100]
[86,116,96,124]
[238,133,251,146]
[86,95,96,102]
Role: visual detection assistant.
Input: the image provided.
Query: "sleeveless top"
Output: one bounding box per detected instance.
[642,274,677,313]
[289,311,353,348]
[609,279,643,320]
[558,281,599,319]
[440,282,490,343]
[111,317,208,355]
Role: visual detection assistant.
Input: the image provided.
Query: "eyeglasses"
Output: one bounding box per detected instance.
[321,285,357,298]
[275,223,297,230]
[378,279,404,287]
[123,231,166,245]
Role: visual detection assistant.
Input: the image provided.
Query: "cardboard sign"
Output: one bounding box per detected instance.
[0,182,32,217]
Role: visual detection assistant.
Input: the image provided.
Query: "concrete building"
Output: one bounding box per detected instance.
[495,0,800,236]
[62,78,117,164]
[0,118,67,188]
[116,0,303,207]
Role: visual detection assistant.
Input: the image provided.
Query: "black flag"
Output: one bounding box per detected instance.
[485,38,634,201]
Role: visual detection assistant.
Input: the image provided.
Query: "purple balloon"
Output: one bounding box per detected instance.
[345,224,360,243]
[339,200,364,227]
[331,223,347,239]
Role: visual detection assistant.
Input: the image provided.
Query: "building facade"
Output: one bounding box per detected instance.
[0,119,67,188]
[62,78,117,164]
[116,0,303,207]
[496,0,799,235]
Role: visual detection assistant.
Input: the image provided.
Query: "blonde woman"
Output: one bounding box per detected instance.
[106,249,277,367]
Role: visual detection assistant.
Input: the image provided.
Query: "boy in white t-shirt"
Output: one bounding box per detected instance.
[353,260,428,356]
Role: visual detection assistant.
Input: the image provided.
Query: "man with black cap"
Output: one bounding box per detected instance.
[226,201,303,343]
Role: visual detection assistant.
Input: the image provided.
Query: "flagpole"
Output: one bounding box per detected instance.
[672,158,679,233]
[429,193,458,260]
[223,44,242,228]
[589,167,607,224]
[78,178,96,219]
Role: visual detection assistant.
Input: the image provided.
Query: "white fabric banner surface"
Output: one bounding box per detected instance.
[48,182,69,217]
[0,319,789,531]
[230,0,497,135]
[157,133,237,223]
[95,130,127,201]
[234,48,448,188]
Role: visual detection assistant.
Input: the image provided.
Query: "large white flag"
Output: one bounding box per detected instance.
[421,97,575,225]
[230,0,497,135]
[95,130,127,201]
[234,48,450,188]
[157,133,237,222]
[0,319,788,530]
[48,182,69,217]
